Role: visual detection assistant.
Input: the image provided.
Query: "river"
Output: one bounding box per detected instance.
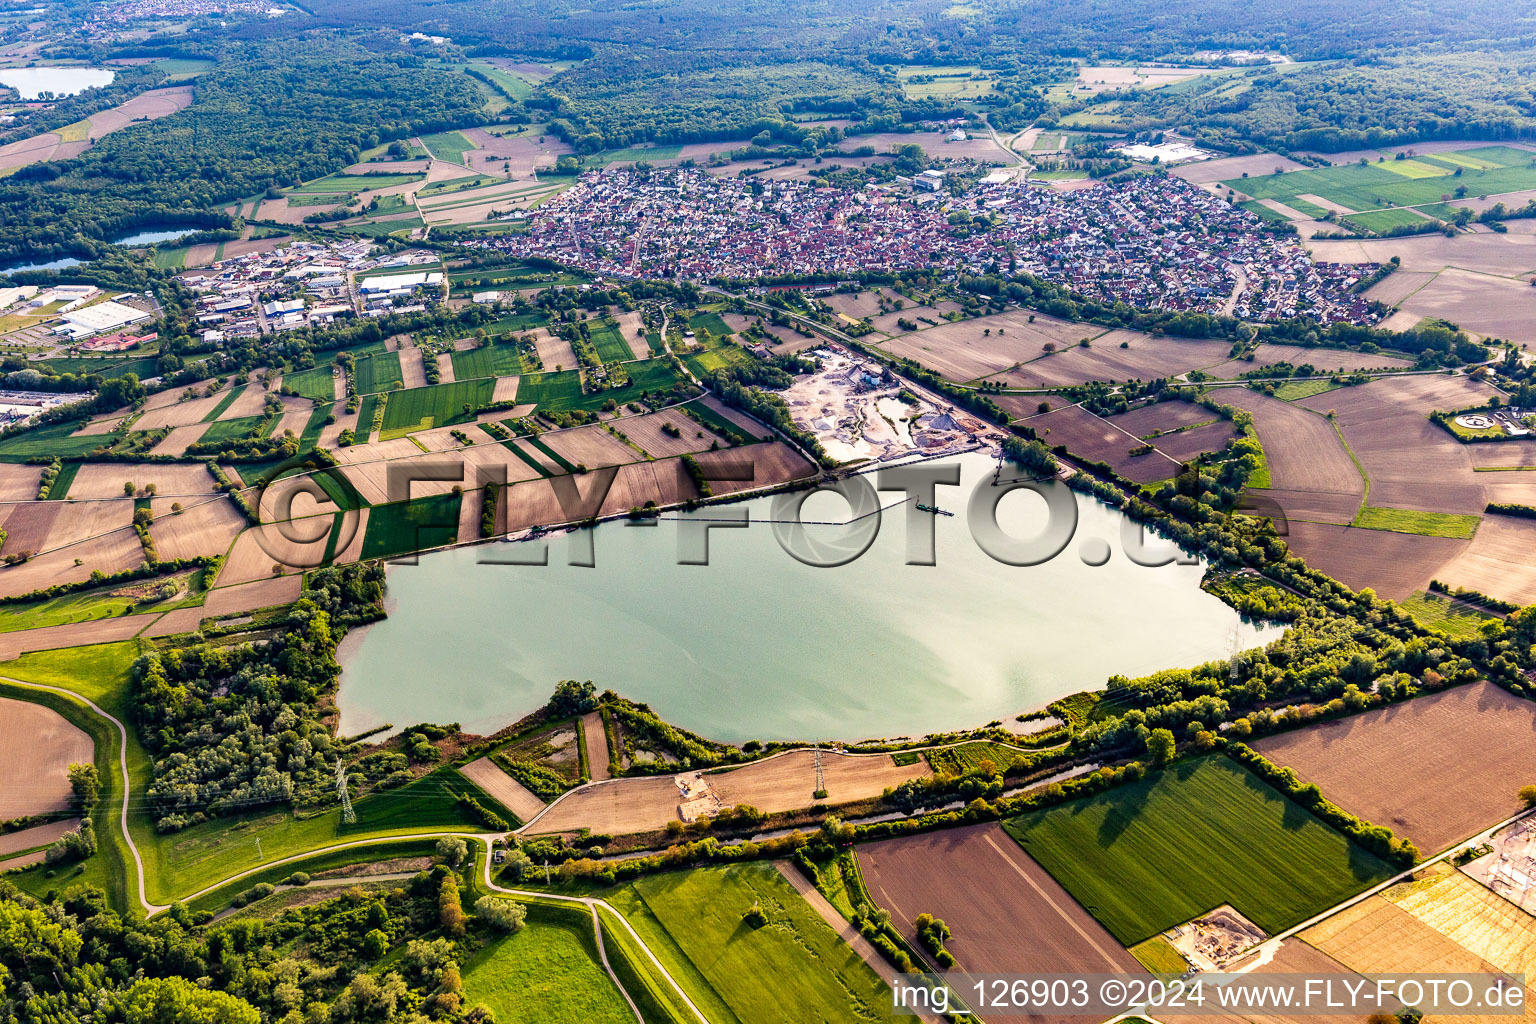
[337,452,1280,743]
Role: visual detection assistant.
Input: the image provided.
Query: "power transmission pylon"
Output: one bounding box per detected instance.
[337,758,356,825]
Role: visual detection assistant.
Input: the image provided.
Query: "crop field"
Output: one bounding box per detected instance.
[1341,208,1434,234]
[615,863,890,1024]
[1226,146,1536,216]
[462,901,635,1024]
[419,130,477,165]
[359,492,463,559]
[1251,681,1536,854]
[681,335,756,377]
[585,318,633,363]
[1434,515,1536,605]
[518,360,683,413]
[688,312,734,337]
[1396,590,1496,637]
[451,342,525,379]
[353,351,404,395]
[282,365,340,403]
[1027,404,1183,485]
[377,380,495,440]
[858,822,1146,976]
[926,740,1024,776]
[197,415,266,444]
[290,172,422,194]
[1210,388,1364,524]
[1352,505,1480,538]
[1003,756,1395,944]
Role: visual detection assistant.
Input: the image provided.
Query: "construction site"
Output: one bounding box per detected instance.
[1464,817,1536,915]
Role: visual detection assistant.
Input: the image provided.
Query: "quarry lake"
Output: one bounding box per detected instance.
[0,66,114,99]
[337,453,1281,743]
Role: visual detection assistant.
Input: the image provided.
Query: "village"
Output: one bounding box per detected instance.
[481,167,1383,326]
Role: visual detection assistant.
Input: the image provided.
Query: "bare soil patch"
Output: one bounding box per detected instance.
[1252,682,1536,853]
[876,310,1098,383]
[0,697,92,819]
[539,423,640,469]
[68,461,215,499]
[1174,153,1306,184]
[148,424,210,456]
[1002,332,1231,389]
[859,822,1143,991]
[1281,520,1463,600]
[1433,515,1536,604]
[148,495,246,561]
[1395,267,1536,345]
[0,818,81,857]
[581,711,610,782]
[1207,345,1414,378]
[1296,374,1495,514]
[0,464,41,501]
[461,757,546,823]
[711,749,927,811]
[618,410,727,459]
[135,392,226,429]
[1030,405,1182,484]
[0,608,153,660]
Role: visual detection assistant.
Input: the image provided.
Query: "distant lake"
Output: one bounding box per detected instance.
[0,67,114,100]
[338,452,1282,743]
[112,227,195,246]
[0,256,83,274]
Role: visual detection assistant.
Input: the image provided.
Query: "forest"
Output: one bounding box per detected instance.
[0,36,486,262]
[132,563,385,833]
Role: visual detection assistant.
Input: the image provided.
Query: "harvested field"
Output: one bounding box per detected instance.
[134,392,226,429]
[1002,331,1232,389]
[1107,400,1215,437]
[712,749,927,809]
[1281,521,1464,600]
[398,348,427,389]
[217,528,306,585]
[460,128,571,178]
[0,464,41,501]
[68,461,215,498]
[1305,894,1502,979]
[148,496,246,561]
[269,399,314,441]
[859,822,1144,983]
[875,310,1098,383]
[1207,344,1414,378]
[1396,870,1536,979]
[581,711,610,782]
[1364,270,1438,307]
[0,609,154,661]
[1433,515,1536,604]
[528,749,927,836]
[1251,681,1536,853]
[0,498,134,552]
[692,442,815,494]
[1153,420,1238,462]
[0,527,145,602]
[435,352,455,383]
[0,697,92,819]
[537,424,638,469]
[1214,388,1363,518]
[531,330,578,374]
[460,758,545,824]
[616,410,728,459]
[148,424,209,456]
[0,818,82,857]
[1296,374,1496,515]
[1393,267,1536,345]
[0,86,191,173]
[491,376,520,404]
[1174,153,1306,184]
[837,130,1012,162]
[1030,405,1182,484]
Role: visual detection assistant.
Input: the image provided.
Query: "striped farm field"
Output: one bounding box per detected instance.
[360,492,462,559]
[1226,145,1536,215]
[353,352,404,395]
[1003,756,1395,944]
[378,379,495,440]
